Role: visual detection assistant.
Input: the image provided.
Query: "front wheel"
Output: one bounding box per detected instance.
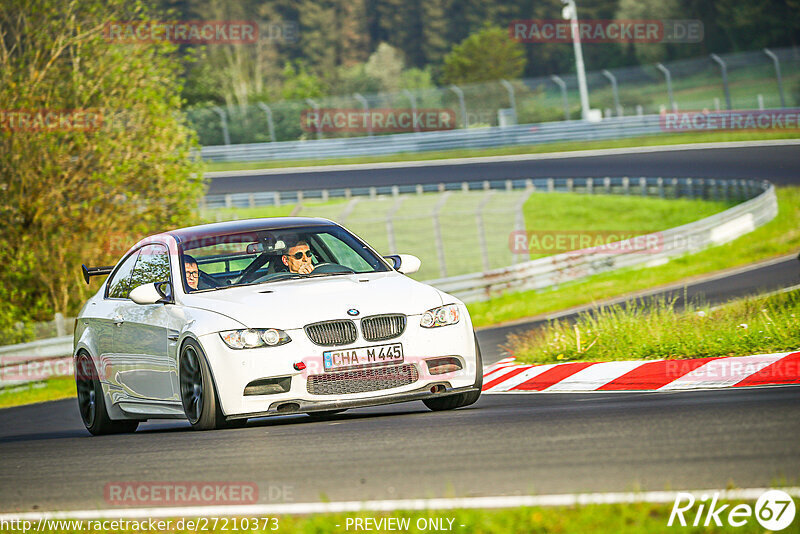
[180,339,239,431]
[76,353,139,436]
[423,333,483,411]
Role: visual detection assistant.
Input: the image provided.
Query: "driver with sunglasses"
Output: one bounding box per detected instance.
[281,239,316,274]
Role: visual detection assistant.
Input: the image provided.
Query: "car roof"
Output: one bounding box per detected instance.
[167,217,338,243]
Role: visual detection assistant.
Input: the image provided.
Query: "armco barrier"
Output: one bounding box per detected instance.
[0,178,778,387]
[0,336,73,389]
[426,179,777,302]
[199,115,665,162]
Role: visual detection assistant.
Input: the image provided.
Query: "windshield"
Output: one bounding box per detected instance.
[178,224,391,292]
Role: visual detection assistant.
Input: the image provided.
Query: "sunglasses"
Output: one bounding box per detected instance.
[287,250,313,260]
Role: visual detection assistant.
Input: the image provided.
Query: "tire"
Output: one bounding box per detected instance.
[423,332,483,412]
[179,339,238,431]
[75,352,139,436]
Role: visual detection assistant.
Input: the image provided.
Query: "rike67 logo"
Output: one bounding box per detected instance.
[668,490,796,530]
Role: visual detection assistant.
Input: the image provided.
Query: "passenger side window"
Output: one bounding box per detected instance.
[107,250,141,299]
[129,244,170,292]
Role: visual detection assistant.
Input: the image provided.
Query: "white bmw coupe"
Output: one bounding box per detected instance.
[74,218,482,435]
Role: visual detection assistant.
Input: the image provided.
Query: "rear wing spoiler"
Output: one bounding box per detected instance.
[82,264,114,284]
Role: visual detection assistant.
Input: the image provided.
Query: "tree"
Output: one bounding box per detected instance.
[615,0,682,64]
[0,0,204,328]
[441,24,527,85]
[365,42,406,92]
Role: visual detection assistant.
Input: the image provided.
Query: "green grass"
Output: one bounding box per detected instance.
[468,186,800,327]
[203,130,799,172]
[30,500,798,533]
[0,377,75,409]
[508,289,800,365]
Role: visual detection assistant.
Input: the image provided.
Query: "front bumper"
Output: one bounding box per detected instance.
[226,384,480,420]
[196,306,478,416]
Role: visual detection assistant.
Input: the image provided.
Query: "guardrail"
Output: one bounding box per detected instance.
[1,177,777,388]
[0,336,73,389]
[199,114,665,162]
[426,178,777,302]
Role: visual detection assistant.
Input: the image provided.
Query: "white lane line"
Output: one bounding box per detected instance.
[544,361,650,392]
[659,353,789,390]
[204,139,800,178]
[3,488,798,520]
[485,364,559,392]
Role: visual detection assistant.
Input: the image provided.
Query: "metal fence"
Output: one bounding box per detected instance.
[429,179,777,302]
[199,114,666,162]
[190,46,799,149]
[204,176,767,282]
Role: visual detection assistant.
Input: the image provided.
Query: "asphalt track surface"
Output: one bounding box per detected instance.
[1,143,799,513]
[206,143,800,194]
[1,387,799,512]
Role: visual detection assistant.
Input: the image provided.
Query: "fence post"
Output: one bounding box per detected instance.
[500,79,517,123]
[710,54,732,110]
[402,89,420,132]
[322,189,329,202]
[623,176,630,195]
[639,177,647,196]
[449,85,467,129]
[354,93,372,136]
[512,189,534,265]
[547,178,555,192]
[763,48,786,108]
[432,192,451,277]
[257,102,276,142]
[305,98,322,139]
[476,191,494,272]
[386,197,405,254]
[587,177,594,194]
[601,69,622,116]
[655,63,676,112]
[657,177,664,198]
[604,176,611,194]
[550,75,570,120]
[211,106,231,145]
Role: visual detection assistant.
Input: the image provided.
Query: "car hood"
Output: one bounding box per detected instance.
[179,271,445,329]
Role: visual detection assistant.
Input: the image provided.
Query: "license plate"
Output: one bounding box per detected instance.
[323,343,403,372]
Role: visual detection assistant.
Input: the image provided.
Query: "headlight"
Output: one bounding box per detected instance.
[219,328,291,349]
[420,304,460,328]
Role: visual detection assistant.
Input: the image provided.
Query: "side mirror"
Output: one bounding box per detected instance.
[384,254,421,275]
[130,282,171,305]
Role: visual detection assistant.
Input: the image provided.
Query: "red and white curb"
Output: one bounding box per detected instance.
[482,351,800,393]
